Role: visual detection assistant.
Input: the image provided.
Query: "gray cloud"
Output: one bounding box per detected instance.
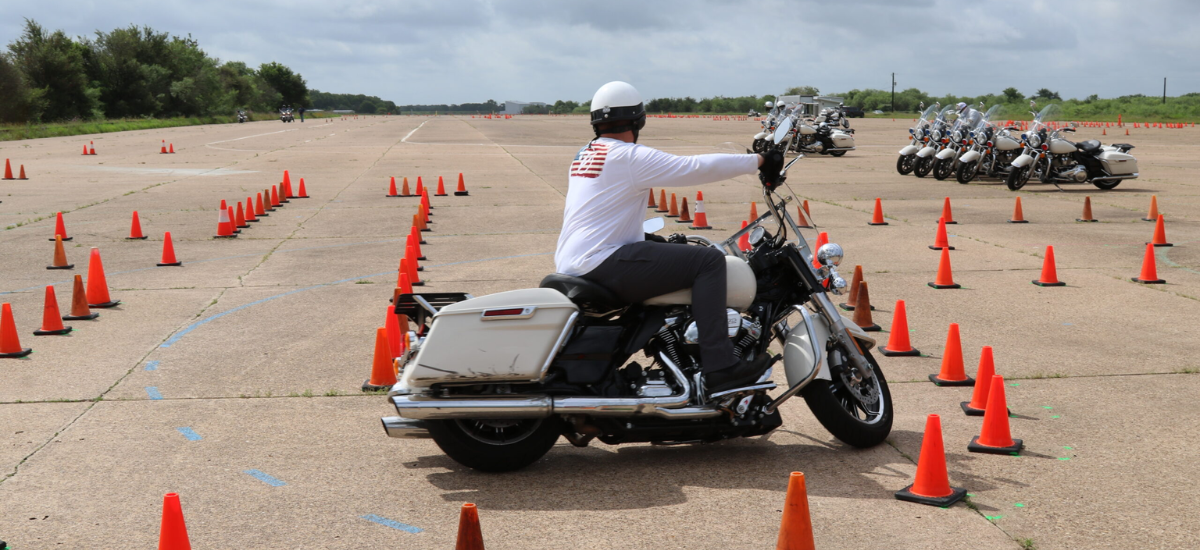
[2,0,1195,105]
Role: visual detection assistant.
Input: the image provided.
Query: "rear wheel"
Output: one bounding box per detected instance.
[933,158,954,180]
[896,154,916,175]
[428,416,564,472]
[829,150,846,157]
[1093,179,1122,190]
[913,156,935,178]
[956,160,979,184]
[802,347,892,448]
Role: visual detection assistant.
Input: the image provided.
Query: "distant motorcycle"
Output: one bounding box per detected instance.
[955,105,1023,184]
[1007,104,1139,191]
[280,106,295,123]
[912,105,957,178]
[896,103,940,175]
[761,107,856,157]
[237,110,248,123]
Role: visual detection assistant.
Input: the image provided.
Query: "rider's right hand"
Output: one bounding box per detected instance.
[758,150,785,190]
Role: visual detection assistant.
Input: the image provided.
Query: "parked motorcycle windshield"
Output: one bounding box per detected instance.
[1035,104,1062,124]
[774,118,793,144]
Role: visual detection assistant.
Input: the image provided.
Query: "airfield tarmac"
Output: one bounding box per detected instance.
[0,114,1197,549]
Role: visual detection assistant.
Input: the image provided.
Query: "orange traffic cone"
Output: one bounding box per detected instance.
[1032,246,1065,286]
[667,193,680,217]
[160,140,168,154]
[455,503,485,550]
[852,281,880,331]
[282,170,292,197]
[930,217,954,250]
[962,346,1003,416]
[89,142,96,155]
[85,248,119,308]
[244,198,258,222]
[123,211,147,240]
[385,306,403,359]
[421,187,433,216]
[840,265,864,311]
[296,178,309,198]
[928,248,960,289]
[868,198,888,226]
[263,189,275,211]
[810,232,829,269]
[895,414,967,506]
[228,206,239,233]
[270,185,282,207]
[415,176,425,196]
[50,211,71,241]
[255,192,268,217]
[397,271,414,296]
[407,243,424,272]
[34,286,71,336]
[775,472,816,550]
[18,164,27,179]
[794,205,811,228]
[82,144,89,155]
[648,188,657,209]
[415,210,429,233]
[656,189,669,213]
[1149,215,1172,247]
[63,275,98,320]
[168,143,175,154]
[401,177,412,197]
[677,197,692,223]
[968,376,1023,455]
[1102,127,1106,135]
[930,323,973,386]
[455,173,469,196]
[214,204,236,238]
[1132,243,1166,284]
[411,219,426,245]
[158,232,182,266]
[0,303,32,357]
[408,231,426,261]
[436,175,448,196]
[691,191,712,229]
[749,201,759,221]
[803,200,812,219]
[2,158,11,179]
[362,327,397,391]
[402,256,424,286]
[939,197,957,224]
[48,234,73,270]
[1008,196,1029,223]
[1077,196,1097,222]
[738,221,751,251]
[157,492,192,550]
[235,202,248,229]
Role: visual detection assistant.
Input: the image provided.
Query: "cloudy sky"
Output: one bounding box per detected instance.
[3,0,1196,105]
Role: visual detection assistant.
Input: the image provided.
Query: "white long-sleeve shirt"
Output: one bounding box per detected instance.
[554,138,759,276]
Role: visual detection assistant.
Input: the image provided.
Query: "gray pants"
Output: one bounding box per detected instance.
[582,241,736,373]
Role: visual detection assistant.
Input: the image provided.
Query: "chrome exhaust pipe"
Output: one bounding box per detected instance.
[381,416,432,439]
[390,354,722,420]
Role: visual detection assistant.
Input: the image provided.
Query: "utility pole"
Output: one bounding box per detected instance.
[891,73,896,114]
[1163,77,1167,104]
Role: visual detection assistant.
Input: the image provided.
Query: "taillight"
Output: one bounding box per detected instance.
[481,307,536,320]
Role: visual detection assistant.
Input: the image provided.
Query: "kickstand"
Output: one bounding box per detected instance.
[1052,181,1066,192]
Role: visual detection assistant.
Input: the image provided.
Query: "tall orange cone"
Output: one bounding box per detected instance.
[455,172,469,196]
[397,271,414,296]
[775,472,816,550]
[385,306,403,359]
[839,265,865,311]
[0,303,32,357]
[168,143,175,154]
[749,201,759,221]
[50,211,71,241]
[270,185,281,207]
[802,200,811,219]
[1008,196,1029,223]
[235,202,248,229]
[455,503,485,550]
[255,192,268,217]
[929,217,954,250]
[387,176,400,197]
[214,205,236,237]
[17,164,27,179]
[1077,196,1097,222]
[415,176,424,196]
[667,193,680,217]
[895,414,966,506]
[415,210,430,233]
[868,198,888,225]
[34,286,72,335]
[691,191,712,229]
[794,205,811,228]
[160,140,168,154]
[811,232,828,269]
[421,188,433,216]
[1142,195,1159,221]
[362,327,397,391]
[677,197,692,223]
[263,189,275,211]
[939,197,957,224]
[962,346,1002,416]
[851,281,880,331]
[85,248,119,308]
[401,177,412,197]
[282,170,292,196]
[738,221,751,251]
[228,206,239,233]
[435,175,448,196]
[648,188,656,208]
[411,219,426,244]
[295,178,309,198]
[63,275,99,320]
[48,234,73,270]
[1032,246,1065,286]
[656,189,669,213]
[405,254,424,286]
[1132,243,1166,284]
[244,198,258,222]
[2,158,12,179]
[158,232,182,266]
[1149,215,1172,247]
[928,248,960,289]
[157,492,192,550]
[408,232,426,261]
[89,142,96,155]
[930,323,973,386]
[878,301,919,357]
[968,376,1023,455]
[407,242,424,272]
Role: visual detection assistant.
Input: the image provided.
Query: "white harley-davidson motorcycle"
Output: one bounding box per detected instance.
[757,107,856,157]
[1007,104,1139,191]
[955,105,1024,184]
[382,122,892,472]
[896,103,941,175]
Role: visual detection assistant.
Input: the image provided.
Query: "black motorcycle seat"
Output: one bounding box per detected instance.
[1076,140,1102,154]
[1111,143,1135,152]
[540,274,625,313]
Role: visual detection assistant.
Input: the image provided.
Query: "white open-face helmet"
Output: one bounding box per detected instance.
[590,81,646,139]
[956,102,968,113]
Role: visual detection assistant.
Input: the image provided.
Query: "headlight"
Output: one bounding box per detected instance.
[816,243,844,267]
[1028,134,1040,147]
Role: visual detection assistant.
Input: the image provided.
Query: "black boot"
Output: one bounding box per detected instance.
[705,353,775,394]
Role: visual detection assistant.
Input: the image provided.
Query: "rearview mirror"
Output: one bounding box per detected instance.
[643,217,665,233]
[773,118,794,145]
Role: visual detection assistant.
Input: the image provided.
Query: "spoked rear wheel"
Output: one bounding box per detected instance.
[428,416,564,472]
[802,346,892,448]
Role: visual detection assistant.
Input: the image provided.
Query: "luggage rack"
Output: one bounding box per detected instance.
[392,292,473,332]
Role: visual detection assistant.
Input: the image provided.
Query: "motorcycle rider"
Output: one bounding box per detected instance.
[956,102,980,129]
[555,81,785,393]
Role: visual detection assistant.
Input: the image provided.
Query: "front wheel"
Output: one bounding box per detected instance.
[752,138,768,153]
[956,160,979,184]
[803,347,892,448]
[896,154,916,175]
[933,158,955,180]
[427,416,564,472]
[1006,163,1032,190]
[913,156,935,178]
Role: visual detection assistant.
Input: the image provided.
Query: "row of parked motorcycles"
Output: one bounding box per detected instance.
[897,102,1139,190]
[752,101,856,157]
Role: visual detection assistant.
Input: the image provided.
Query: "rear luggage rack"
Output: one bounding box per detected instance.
[392,292,473,332]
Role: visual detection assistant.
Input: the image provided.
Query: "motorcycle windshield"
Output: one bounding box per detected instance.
[1034,104,1062,125]
[912,104,939,130]
[937,105,958,125]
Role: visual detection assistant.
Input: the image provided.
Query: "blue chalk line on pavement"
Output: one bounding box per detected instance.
[361,514,423,533]
[244,469,287,487]
[145,387,163,400]
[144,360,159,371]
[176,427,202,441]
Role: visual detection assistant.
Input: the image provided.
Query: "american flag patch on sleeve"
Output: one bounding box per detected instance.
[570,142,609,178]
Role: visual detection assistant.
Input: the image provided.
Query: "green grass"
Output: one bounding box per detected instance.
[0,111,339,142]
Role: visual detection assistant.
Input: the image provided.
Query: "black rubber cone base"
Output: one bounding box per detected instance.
[895,484,967,507]
[362,380,392,392]
[386,194,401,197]
[46,264,74,270]
[939,220,958,225]
[157,261,182,267]
[927,282,961,289]
[690,226,713,230]
[418,238,427,245]
[839,303,855,311]
[928,245,956,250]
[968,435,1024,455]
[63,312,99,321]
[1007,220,1029,224]
[126,236,148,240]
[246,219,259,223]
[213,234,238,239]
[0,348,32,358]
[295,195,309,198]
[859,323,882,332]
[454,191,469,196]
[411,281,425,286]
[929,373,975,387]
[416,266,424,272]
[961,401,986,416]
[880,346,921,357]
[257,212,269,216]
[420,228,431,232]
[1032,280,1066,287]
[34,326,72,336]
[1149,242,1173,247]
[49,236,73,242]
[1076,218,1098,222]
[88,301,120,308]
[1132,277,1166,284]
[1142,217,1156,222]
[435,193,448,197]
[868,221,889,226]
[665,214,679,218]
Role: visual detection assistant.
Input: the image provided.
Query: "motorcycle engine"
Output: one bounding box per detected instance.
[1059,165,1088,182]
[680,309,763,362]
